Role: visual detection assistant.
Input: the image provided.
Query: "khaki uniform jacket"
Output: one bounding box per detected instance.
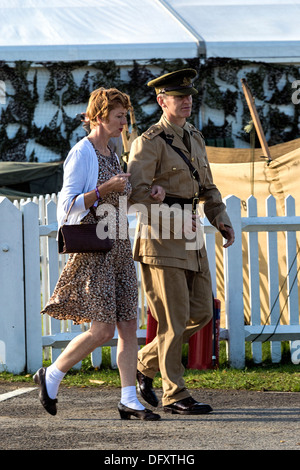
[128,116,232,269]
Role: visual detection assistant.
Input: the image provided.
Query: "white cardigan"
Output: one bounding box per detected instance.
[57,137,99,228]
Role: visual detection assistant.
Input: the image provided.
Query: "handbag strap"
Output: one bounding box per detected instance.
[159,131,203,193]
[64,196,98,223]
[64,196,77,223]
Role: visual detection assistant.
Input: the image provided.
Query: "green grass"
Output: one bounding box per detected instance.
[1,342,300,392]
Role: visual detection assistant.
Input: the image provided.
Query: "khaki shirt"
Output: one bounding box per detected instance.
[128,115,232,269]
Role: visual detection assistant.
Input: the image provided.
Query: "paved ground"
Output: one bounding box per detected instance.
[0,381,300,454]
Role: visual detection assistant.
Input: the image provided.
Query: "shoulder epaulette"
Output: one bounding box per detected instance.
[142,124,163,140]
[187,123,205,139]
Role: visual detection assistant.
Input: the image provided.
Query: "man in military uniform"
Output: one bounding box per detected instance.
[128,69,234,415]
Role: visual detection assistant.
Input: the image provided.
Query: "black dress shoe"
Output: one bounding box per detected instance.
[33,367,57,416]
[118,402,161,421]
[163,396,212,415]
[136,370,159,407]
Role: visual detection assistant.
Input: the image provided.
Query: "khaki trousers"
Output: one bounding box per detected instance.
[138,257,213,406]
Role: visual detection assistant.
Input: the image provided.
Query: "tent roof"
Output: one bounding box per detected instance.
[166,0,300,62]
[0,0,300,62]
[0,0,199,61]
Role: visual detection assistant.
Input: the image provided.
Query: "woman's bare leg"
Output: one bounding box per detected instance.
[117,318,144,410]
[55,321,115,372]
[44,321,114,399]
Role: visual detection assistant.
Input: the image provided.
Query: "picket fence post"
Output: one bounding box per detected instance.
[247,195,262,363]
[223,195,245,368]
[0,197,26,373]
[285,196,300,362]
[45,199,62,363]
[266,195,281,363]
[21,200,43,373]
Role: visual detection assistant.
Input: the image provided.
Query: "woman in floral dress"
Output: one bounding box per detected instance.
[34,88,164,421]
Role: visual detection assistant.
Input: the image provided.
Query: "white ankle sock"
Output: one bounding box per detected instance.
[45,363,66,399]
[121,386,145,410]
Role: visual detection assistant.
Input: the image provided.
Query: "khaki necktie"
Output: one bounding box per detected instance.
[183,129,191,153]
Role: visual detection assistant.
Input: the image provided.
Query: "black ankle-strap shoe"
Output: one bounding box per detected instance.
[33,367,57,416]
[118,402,161,421]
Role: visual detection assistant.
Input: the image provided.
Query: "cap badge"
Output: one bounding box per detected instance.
[181,77,191,87]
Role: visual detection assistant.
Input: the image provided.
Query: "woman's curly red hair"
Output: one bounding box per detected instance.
[86,87,131,129]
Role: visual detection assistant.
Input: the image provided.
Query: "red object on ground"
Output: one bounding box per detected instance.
[146,308,157,344]
[187,299,220,370]
[145,300,221,370]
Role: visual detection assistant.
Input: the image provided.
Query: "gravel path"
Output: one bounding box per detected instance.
[1,382,300,453]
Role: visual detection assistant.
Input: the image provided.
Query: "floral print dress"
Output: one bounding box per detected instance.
[41,144,138,325]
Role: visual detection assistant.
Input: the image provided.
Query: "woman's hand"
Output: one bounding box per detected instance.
[103,173,131,194]
[84,173,131,209]
[150,185,165,202]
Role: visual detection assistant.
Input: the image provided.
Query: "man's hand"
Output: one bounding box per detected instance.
[150,185,165,202]
[219,222,235,248]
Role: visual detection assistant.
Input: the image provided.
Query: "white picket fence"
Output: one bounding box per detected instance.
[1,193,300,374]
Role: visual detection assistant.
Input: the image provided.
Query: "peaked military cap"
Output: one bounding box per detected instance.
[147,68,198,96]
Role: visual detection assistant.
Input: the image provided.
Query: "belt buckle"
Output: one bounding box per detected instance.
[192,196,199,214]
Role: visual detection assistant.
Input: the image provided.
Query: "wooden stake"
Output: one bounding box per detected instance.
[121,106,139,159]
[241,78,272,164]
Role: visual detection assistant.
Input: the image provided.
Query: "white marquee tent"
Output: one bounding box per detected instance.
[0,0,300,63]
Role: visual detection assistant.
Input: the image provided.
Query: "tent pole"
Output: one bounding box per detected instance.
[241,79,272,165]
